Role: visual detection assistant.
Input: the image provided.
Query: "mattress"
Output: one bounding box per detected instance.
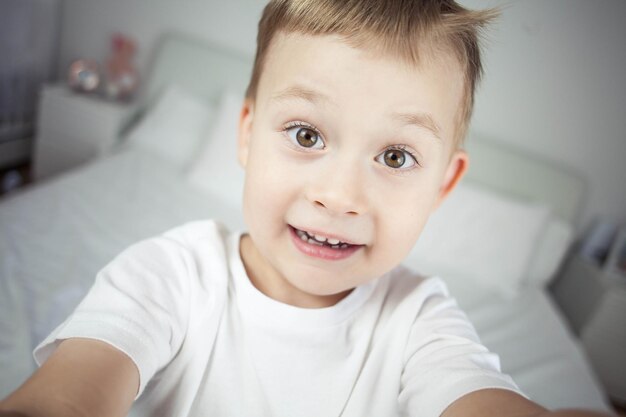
[0,146,613,412]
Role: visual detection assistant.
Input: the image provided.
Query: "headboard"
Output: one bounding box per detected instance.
[140,32,253,109]
[462,134,586,225]
[137,32,587,226]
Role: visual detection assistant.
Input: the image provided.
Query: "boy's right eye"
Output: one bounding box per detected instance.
[285,122,325,149]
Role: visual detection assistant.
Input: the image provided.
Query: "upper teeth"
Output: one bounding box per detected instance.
[295,228,348,248]
[314,234,327,242]
[313,234,340,245]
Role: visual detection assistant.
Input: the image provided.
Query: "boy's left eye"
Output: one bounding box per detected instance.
[375,148,418,169]
[285,124,325,149]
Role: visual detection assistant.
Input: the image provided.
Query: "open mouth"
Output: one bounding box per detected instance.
[288,225,364,260]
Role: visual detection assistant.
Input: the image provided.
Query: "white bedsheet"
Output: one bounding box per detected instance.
[0,147,613,412]
[439,275,612,411]
[0,146,244,397]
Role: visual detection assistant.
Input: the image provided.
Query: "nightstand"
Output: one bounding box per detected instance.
[550,250,626,406]
[32,84,136,180]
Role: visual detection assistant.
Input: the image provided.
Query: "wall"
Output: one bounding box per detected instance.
[57,0,261,79]
[56,0,626,237]
[462,0,626,237]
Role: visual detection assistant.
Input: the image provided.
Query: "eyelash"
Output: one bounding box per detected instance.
[385,144,422,169]
[281,120,422,170]
[282,120,325,151]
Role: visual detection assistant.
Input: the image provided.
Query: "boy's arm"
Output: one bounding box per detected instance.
[0,338,139,417]
[442,388,614,417]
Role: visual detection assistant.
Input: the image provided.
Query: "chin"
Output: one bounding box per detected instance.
[283,264,359,295]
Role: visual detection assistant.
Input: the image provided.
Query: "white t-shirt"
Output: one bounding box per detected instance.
[34,219,525,417]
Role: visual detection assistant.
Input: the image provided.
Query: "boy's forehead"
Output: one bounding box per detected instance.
[257,32,465,145]
[260,32,464,87]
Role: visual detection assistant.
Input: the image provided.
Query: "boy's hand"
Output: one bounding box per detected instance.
[442,389,615,417]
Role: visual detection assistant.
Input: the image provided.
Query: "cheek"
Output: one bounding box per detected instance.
[373,177,440,260]
[242,137,295,229]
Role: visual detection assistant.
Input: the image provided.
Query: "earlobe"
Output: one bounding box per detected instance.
[237,98,254,168]
[431,149,469,211]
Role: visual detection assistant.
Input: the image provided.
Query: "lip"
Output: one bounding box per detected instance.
[289,225,364,261]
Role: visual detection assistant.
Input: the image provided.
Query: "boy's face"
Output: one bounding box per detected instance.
[237,33,468,308]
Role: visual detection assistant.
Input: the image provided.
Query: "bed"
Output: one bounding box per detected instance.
[0,33,615,414]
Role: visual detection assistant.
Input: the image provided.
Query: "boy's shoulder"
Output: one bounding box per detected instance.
[160,218,232,247]
[389,263,450,297]
[108,219,234,281]
[381,263,455,321]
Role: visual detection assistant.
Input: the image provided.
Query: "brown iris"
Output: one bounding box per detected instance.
[296,127,318,147]
[383,149,405,168]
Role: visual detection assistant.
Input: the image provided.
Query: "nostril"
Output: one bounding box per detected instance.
[313,200,360,215]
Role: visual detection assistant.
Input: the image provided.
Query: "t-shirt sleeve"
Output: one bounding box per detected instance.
[32,236,192,399]
[398,289,528,417]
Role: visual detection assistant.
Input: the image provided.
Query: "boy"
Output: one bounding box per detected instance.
[0,1,613,416]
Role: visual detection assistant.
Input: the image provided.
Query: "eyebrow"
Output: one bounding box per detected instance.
[269,84,330,105]
[390,111,442,142]
[270,84,442,141]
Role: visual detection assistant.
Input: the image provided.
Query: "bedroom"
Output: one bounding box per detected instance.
[1,0,625,415]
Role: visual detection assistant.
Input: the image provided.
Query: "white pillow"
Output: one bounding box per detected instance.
[186,90,245,209]
[124,85,215,167]
[403,181,551,298]
[523,215,574,288]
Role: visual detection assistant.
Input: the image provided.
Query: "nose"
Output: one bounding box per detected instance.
[304,156,368,216]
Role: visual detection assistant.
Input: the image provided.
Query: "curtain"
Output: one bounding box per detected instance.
[0,0,60,144]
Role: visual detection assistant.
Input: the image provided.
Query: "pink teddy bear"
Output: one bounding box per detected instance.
[104,33,139,101]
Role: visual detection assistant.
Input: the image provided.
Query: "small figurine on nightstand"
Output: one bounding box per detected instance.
[103,33,139,102]
[578,217,619,267]
[67,59,101,94]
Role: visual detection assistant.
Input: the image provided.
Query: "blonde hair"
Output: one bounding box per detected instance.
[245,0,498,150]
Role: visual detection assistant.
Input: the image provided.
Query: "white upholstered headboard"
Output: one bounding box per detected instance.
[140,32,253,109]
[463,135,586,225]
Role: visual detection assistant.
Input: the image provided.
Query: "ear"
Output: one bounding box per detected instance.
[237,98,255,169]
[431,149,469,212]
